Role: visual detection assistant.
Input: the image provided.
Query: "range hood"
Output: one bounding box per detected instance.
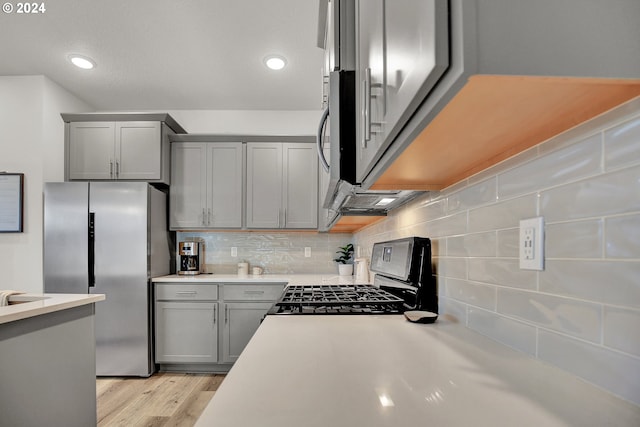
[319,178,423,232]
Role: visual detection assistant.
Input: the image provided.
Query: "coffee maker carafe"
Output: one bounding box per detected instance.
[178,242,203,275]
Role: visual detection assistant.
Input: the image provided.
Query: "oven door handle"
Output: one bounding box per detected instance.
[316,106,330,173]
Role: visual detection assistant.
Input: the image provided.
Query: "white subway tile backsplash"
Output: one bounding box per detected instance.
[540,260,640,309]
[468,194,537,233]
[605,214,640,259]
[496,228,519,257]
[498,134,602,198]
[545,220,603,259]
[447,178,496,213]
[438,297,468,325]
[425,211,468,237]
[354,102,640,402]
[604,116,640,171]
[445,278,496,310]
[447,231,496,257]
[178,231,352,274]
[538,330,640,406]
[497,288,601,343]
[540,165,640,222]
[603,306,640,358]
[436,257,467,279]
[467,307,537,355]
[468,258,537,290]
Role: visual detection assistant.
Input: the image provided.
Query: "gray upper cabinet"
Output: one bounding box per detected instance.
[355,0,449,182]
[68,121,166,181]
[170,142,243,229]
[355,0,385,182]
[246,142,318,229]
[63,113,185,185]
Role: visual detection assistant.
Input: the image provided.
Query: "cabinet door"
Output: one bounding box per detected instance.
[384,0,449,141]
[221,302,272,364]
[68,122,116,180]
[207,143,243,228]
[155,301,218,363]
[246,143,283,228]
[356,0,386,182]
[116,122,162,180]
[283,143,318,228]
[170,143,208,229]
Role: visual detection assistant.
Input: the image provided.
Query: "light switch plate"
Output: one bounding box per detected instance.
[519,217,544,270]
[304,247,311,257]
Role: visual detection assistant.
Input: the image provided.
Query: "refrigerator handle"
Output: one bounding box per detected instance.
[88,212,96,287]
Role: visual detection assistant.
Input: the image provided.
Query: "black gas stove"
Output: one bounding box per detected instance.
[267,237,438,318]
[268,284,405,315]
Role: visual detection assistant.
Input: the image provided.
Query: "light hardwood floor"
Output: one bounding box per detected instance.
[97,373,224,427]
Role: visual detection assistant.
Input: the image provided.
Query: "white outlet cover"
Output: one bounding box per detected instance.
[305,247,311,257]
[519,217,544,270]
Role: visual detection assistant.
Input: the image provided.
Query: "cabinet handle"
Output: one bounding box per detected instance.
[115,161,120,178]
[175,291,197,295]
[277,209,281,228]
[283,209,287,227]
[364,68,372,143]
[109,160,114,178]
[244,290,265,295]
[208,208,212,226]
[202,208,206,226]
[213,305,217,325]
[225,305,228,324]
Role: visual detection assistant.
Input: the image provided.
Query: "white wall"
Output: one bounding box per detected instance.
[0,76,92,293]
[164,110,322,135]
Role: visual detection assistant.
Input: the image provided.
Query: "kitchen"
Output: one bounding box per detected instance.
[1,0,640,426]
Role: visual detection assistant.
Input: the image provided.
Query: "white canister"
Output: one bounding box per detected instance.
[238,262,249,276]
[354,258,369,283]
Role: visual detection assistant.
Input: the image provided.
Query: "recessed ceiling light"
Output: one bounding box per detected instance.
[68,54,96,70]
[264,55,287,70]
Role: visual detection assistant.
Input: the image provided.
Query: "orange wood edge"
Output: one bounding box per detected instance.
[372,75,640,191]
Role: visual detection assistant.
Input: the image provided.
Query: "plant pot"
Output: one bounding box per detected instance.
[338,264,353,276]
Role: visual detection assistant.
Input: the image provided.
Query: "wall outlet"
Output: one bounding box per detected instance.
[231,247,237,257]
[304,247,311,257]
[519,217,544,270]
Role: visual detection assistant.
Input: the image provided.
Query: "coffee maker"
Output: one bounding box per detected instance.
[178,241,203,275]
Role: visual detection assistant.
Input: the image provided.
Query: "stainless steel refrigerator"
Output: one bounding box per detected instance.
[43,182,171,377]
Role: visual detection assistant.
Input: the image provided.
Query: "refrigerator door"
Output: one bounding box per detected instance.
[44,182,90,294]
[90,182,152,376]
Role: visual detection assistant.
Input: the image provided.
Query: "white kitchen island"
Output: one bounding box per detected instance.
[195,314,640,426]
[0,293,105,427]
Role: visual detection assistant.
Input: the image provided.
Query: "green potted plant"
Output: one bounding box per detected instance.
[334,243,355,276]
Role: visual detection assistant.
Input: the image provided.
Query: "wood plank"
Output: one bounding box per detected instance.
[97,373,223,427]
[330,215,385,233]
[372,76,640,190]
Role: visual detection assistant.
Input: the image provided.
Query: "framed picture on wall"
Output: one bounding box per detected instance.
[0,173,24,233]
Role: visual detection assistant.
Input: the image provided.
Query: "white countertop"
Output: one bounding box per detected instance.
[153,274,367,286]
[0,293,105,325]
[195,315,640,427]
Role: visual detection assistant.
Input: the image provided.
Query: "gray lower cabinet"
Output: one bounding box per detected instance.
[221,302,274,363]
[154,282,284,370]
[155,301,219,363]
[220,283,285,363]
[155,284,219,364]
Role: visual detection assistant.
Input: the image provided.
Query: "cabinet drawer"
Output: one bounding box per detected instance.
[223,284,285,301]
[156,283,218,301]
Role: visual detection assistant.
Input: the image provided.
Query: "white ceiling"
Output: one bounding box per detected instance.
[0,0,325,111]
